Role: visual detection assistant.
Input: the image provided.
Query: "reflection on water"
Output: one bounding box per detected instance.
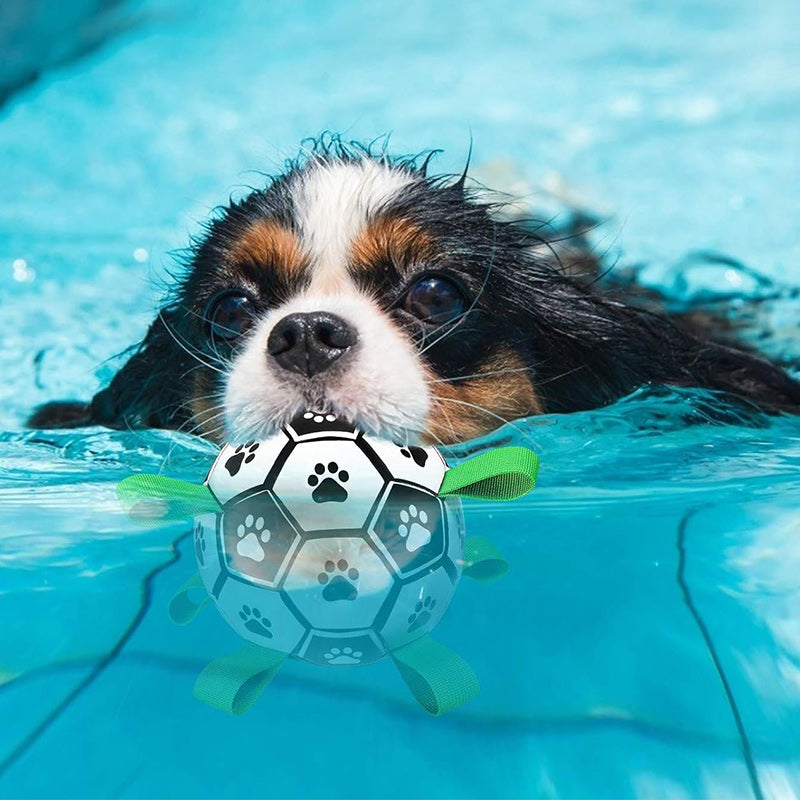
[2,390,800,796]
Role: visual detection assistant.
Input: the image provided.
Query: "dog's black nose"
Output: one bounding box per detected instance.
[267,312,358,377]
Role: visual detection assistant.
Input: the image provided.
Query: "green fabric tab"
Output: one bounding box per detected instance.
[168,572,209,625]
[193,643,286,715]
[462,535,509,583]
[391,634,480,715]
[438,446,539,501]
[116,474,222,524]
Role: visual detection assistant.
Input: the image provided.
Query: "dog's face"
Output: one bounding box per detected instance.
[176,155,545,445]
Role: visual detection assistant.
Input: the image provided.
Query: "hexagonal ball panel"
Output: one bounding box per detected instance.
[285,411,358,441]
[296,629,385,666]
[360,436,446,492]
[221,490,302,587]
[206,431,291,505]
[380,564,456,652]
[368,483,447,577]
[214,577,306,656]
[272,439,385,531]
[282,536,394,630]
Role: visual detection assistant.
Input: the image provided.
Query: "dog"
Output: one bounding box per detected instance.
[27,137,800,446]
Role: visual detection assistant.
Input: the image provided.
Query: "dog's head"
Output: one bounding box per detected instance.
[144,143,556,445]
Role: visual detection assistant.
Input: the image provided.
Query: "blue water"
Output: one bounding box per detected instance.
[2,0,800,796]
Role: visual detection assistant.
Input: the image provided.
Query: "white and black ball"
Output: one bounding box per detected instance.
[193,412,464,666]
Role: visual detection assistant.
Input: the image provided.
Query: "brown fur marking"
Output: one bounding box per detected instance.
[229,219,307,277]
[350,215,436,272]
[424,351,542,444]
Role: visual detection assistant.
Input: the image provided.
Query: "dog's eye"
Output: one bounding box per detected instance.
[205,292,255,341]
[403,276,467,324]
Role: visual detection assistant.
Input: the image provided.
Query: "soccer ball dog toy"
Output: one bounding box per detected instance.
[117,411,539,716]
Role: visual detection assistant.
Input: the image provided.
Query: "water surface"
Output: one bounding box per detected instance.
[1,0,800,796]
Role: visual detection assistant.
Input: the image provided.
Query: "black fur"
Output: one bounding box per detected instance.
[27,135,800,437]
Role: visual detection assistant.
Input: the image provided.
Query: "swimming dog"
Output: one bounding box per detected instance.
[28,138,800,444]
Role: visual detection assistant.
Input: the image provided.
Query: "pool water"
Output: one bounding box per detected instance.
[1,0,800,797]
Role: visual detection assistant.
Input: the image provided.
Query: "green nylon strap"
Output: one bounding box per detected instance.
[116,474,221,524]
[193,643,287,716]
[438,446,539,501]
[391,634,480,716]
[168,572,209,625]
[462,535,509,584]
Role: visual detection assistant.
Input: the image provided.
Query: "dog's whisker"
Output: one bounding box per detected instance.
[158,313,227,376]
[432,394,537,445]
[429,396,459,444]
[171,303,238,368]
[534,364,588,387]
[161,407,227,465]
[428,366,532,384]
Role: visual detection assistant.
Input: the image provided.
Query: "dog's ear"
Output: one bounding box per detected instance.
[680,338,800,413]
[27,307,195,432]
[525,280,800,416]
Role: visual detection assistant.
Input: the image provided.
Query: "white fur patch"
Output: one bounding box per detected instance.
[290,160,414,290]
[223,292,430,444]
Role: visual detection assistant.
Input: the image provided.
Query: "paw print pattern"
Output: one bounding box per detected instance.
[323,646,363,665]
[235,514,271,562]
[238,605,273,638]
[400,445,429,467]
[303,411,337,424]
[307,462,349,503]
[368,485,446,576]
[225,442,259,477]
[194,522,206,567]
[318,559,359,601]
[287,411,358,441]
[398,505,432,552]
[407,596,437,632]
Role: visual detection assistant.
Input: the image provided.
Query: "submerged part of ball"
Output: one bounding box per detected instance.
[193,411,464,666]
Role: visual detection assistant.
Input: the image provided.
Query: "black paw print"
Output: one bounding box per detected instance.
[317,559,359,601]
[225,442,259,477]
[407,596,437,632]
[239,605,273,638]
[307,462,349,503]
[400,445,429,467]
[194,522,206,567]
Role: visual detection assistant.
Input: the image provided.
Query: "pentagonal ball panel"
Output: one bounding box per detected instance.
[221,490,302,587]
[360,437,446,492]
[214,578,306,655]
[296,629,386,666]
[206,431,291,505]
[272,440,385,531]
[380,564,456,652]
[368,483,447,577]
[282,536,394,630]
